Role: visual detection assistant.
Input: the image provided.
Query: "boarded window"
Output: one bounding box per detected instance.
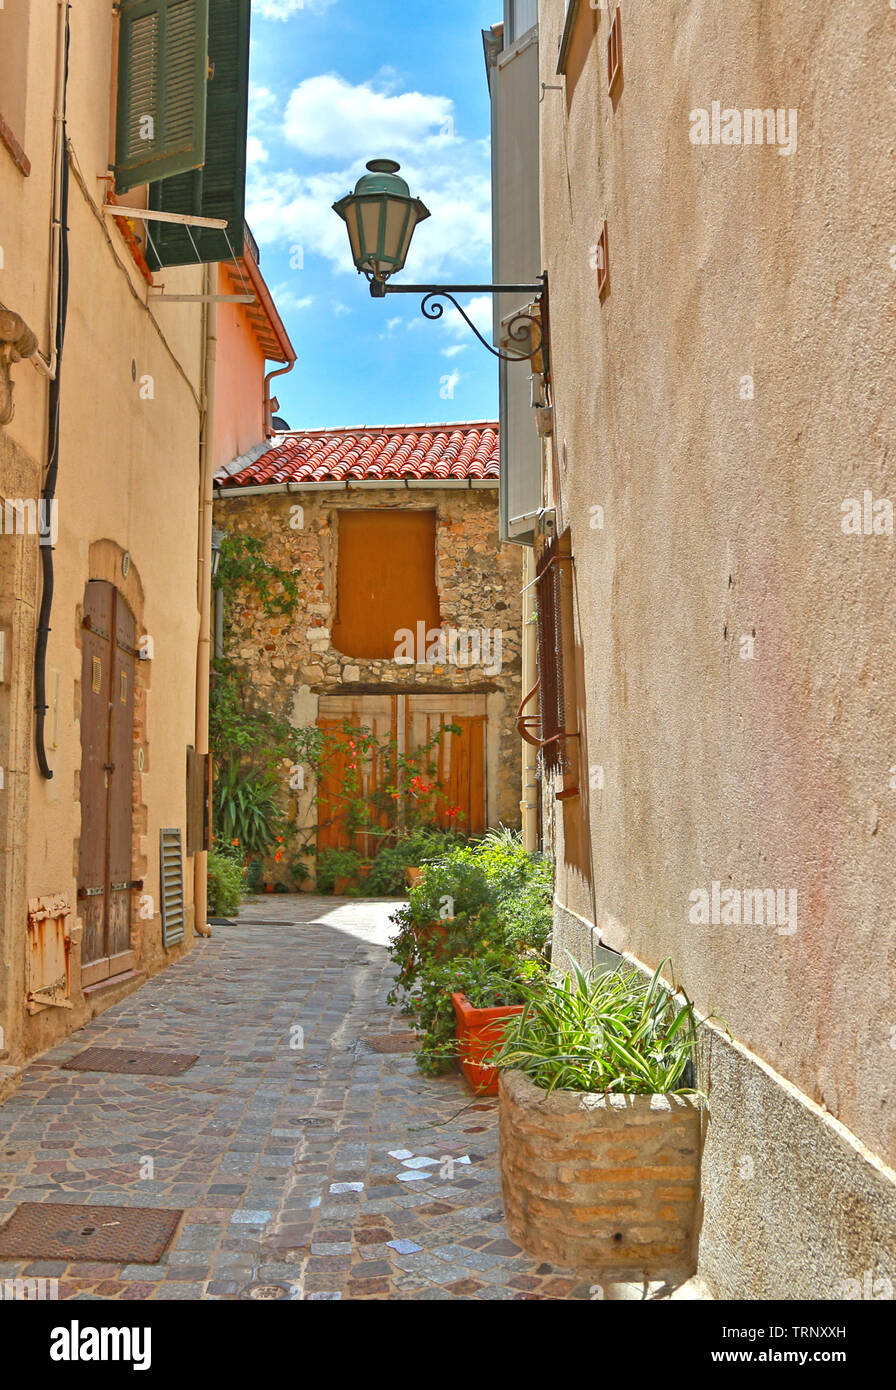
[332,510,440,661]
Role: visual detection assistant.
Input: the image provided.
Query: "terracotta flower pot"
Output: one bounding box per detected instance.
[332,876,350,895]
[411,918,454,962]
[263,883,274,894]
[451,991,523,1096]
[405,866,423,889]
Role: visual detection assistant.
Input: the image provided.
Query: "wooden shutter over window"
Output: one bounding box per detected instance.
[160,828,186,946]
[186,746,211,855]
[147,0,250,266]
[115,0,209,194]
[332,510,440,661]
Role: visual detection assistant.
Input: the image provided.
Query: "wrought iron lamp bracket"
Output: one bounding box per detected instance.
[368,274,548,366]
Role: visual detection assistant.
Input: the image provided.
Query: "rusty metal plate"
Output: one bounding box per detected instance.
[0,1203,184,1263]
[63,1047,198,1075]
[365,1033,418,1054]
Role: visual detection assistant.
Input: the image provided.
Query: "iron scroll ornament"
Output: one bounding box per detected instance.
[418,291,544,364]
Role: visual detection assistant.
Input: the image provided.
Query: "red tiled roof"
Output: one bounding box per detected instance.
[218,421,500,487]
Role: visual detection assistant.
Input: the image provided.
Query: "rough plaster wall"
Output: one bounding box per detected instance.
[213,488,524,847]
[539,0,896,1182]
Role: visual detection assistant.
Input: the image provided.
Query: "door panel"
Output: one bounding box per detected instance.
[109,596,136,957]
[78,581,136,983]
[316,693,487,851]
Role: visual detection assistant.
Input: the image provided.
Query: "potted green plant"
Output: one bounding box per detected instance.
[491,958,707,1279]
[387,831,553,1088]
[316,846,362,895]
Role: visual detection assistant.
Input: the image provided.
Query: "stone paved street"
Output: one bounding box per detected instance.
[0,897,704,1301]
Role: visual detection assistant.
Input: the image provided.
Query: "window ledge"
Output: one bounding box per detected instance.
[0,112,30,176]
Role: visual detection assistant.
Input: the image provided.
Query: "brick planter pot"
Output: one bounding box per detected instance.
[498,1070,702,1278]
[452,992,524,1096]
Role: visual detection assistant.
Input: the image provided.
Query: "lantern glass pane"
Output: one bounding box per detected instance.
[383,197,411,268]
[360,199,384,266]
[344,203,362,267]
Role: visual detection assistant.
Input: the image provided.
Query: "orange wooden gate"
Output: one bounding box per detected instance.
[316,693,487,851]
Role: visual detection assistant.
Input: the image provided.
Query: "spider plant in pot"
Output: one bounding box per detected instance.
[491,957,708,1280]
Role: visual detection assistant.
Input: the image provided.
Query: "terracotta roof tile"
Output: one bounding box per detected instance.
[218,422,500,487]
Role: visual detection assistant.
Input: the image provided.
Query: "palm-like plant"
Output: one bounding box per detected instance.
[491,957,704,1096]
[213,759,285,858]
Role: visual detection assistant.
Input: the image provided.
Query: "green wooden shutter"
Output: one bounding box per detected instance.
[146,0,251,267]
[115,0,210,194]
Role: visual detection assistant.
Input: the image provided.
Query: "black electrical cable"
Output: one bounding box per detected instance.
[35,3,70,779]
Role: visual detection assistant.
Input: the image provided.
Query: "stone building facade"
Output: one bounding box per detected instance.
[214,423,523,874]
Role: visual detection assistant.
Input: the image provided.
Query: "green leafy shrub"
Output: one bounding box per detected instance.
[366,827,464,896]
[491,957,703,1096]
[387,828,553,1075]
[207,849,247,917]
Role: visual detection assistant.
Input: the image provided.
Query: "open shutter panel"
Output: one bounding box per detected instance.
[147,0,250,267]
[115,0,209,194]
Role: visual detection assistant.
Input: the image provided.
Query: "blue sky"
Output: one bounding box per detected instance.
[246,0,501,432]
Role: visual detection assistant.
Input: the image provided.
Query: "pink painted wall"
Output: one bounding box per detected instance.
[214,264,266,469]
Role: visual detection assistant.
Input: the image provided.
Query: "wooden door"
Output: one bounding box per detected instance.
[316,693,487,850]
[78,581,136,986]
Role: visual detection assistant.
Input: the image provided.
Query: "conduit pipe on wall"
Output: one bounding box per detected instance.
[34,2,70,778]
[31,0,70,381]
[193,264,216,939]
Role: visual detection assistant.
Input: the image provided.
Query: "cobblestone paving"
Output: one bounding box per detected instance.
[0,898,701,1301]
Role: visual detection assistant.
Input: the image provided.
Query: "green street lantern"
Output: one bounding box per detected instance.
[332,159,430,292]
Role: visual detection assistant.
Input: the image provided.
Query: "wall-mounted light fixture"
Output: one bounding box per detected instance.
[333,159,548,367]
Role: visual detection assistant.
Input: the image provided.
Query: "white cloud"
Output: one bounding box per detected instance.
[246,136,269,166]
[441,343,469,358]
[270,283,314,313]
[282,74,456,160]
[330,300,351,316]
[437,294,493,339]
[255,0,337,19]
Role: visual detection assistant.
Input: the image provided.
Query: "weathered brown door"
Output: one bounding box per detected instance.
[78,581,136,986]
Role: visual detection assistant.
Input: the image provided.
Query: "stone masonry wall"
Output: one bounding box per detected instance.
[213,486,524,869]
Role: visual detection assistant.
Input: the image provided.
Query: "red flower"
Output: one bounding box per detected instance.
[231,838,240,846]
[274,850,283,863]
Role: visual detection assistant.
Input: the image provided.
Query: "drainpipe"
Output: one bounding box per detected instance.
[193,264,217,938]
[263,359,295,437]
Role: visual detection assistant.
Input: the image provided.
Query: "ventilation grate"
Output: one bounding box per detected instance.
[160,827,185,946]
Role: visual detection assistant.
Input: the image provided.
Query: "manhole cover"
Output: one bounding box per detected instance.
[63,1047,198,1076]
[365,1034,417,1054]
[241,1282,301,1300]
[0,1203,184,1263]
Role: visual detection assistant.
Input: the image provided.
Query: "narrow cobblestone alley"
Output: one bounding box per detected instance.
[0,898,609,1302]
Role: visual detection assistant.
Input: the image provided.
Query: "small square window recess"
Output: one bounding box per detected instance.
[607,7,622,96]
[596,222,609,299]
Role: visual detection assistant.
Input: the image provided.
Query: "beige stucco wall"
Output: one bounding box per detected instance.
[0,0,209,1065]
[537,0,896,1289]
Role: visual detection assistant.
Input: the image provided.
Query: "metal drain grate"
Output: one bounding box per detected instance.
[0,1203,184,1263]
[364,1033,418,1054]
[63,1047,198,1076]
